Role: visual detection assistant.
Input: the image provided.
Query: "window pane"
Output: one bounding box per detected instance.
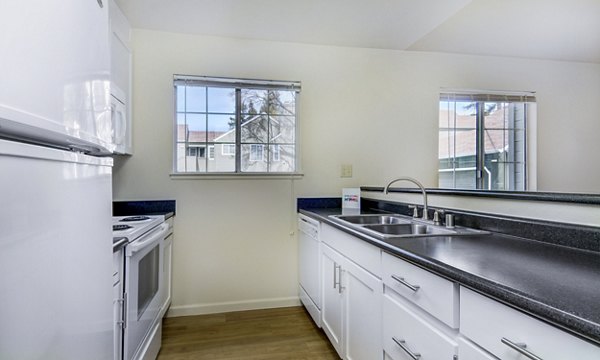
[483,102,506,129]
[484,129,525,191]
[207,87,235,113]
[176,142,187,172]
[185,86,207,113]
[241,89,267,115]
[186,115,207,143]
[439,101,456,129]
[241,144,267,172]
[176,113,187,142]
[269,116,295,143]
[208,114,235,143]
[241,114,268,143]
[268,90,296,115]
[438,129,455,170]
[454,169,477,189]
[483,129,508,154]
[208,143,235,172]
[440,101,477,129]
[269,145,295,172]
[484,102,527,130]
[176,86,186,112]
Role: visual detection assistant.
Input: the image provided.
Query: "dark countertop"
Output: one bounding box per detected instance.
[300,208,600,346]
[113,200,176,219]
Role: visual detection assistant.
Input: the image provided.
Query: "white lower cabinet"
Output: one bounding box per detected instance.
[321,242,382,360]
[312,218,600,360]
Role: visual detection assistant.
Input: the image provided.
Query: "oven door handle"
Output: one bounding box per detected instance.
[126,223,169,256]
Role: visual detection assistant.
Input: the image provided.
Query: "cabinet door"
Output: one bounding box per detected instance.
[321,244,344,358]
[0,0,112,149]
[344,257,383,360]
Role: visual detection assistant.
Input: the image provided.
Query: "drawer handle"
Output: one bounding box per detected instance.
[392,337,421,360]
[391,275,420,292]
[501,337,543,360]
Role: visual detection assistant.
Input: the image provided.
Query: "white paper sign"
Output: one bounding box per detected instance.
[342,188,360,212]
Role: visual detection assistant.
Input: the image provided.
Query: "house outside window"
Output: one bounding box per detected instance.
[438,90,536,191]
[174,75,300,174]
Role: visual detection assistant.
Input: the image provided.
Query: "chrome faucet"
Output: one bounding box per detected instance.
[384,177,429,221]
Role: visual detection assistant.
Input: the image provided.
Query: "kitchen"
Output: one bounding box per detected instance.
[1,0,599,360]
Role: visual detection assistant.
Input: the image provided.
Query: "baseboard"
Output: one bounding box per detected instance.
[166,296,301,318]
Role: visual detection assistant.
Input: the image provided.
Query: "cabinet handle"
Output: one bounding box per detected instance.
[392,337,421,360]
[333,263,340,289]
[337,265,343,294]
[391,274,420,292]
[96,0,103,8]
[501,337,543,360]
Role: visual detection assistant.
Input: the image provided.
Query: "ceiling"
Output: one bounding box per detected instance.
[115,0,600,63]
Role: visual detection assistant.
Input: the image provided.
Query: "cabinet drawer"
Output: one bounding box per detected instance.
[383,294,457,360]
[461,287,600,360]
[322,223,381,277]
[382,252,458,328]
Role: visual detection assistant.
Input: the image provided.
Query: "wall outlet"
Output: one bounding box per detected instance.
[341,164,353,178]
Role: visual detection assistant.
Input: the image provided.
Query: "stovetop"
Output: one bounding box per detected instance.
[112,215,164,242]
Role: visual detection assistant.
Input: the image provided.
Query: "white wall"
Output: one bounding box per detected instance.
[113,29,600,316]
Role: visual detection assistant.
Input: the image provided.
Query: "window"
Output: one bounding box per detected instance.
[438,91,536,191]
[249,144,264,161]
[222,144,235,156]
[272,144,281,162]
[187,145,205,158]
[174,75,300,174]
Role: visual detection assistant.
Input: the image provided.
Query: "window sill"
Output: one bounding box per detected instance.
[169,172,304,180]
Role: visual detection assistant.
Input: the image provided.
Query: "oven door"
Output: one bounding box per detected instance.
[124,223,169,360]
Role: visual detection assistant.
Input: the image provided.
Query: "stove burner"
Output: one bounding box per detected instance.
[113,224,133,231]
[119,216,151,222]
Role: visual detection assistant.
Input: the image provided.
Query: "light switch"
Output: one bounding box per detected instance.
[341,164,353,178]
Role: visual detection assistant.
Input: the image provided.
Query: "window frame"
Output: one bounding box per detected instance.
[172,75,302,177]
[438,90,535,191]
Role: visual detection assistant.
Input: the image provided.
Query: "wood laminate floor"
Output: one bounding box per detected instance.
[157,306,340,360]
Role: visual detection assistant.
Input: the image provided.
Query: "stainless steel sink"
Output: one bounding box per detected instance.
[329,213,488,239]
[333,214,410,225]
[362,223,454,236]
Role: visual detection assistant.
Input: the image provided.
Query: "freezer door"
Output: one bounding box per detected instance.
[0,140,114,360]
[0,0,113,153]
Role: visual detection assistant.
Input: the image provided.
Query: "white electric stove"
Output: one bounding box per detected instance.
[112,214,168,360]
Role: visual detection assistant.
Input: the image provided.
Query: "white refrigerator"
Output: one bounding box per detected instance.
[0,1,114,359]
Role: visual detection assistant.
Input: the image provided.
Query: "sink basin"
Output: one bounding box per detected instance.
[363,223,454,236]
[333,214,409,225]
